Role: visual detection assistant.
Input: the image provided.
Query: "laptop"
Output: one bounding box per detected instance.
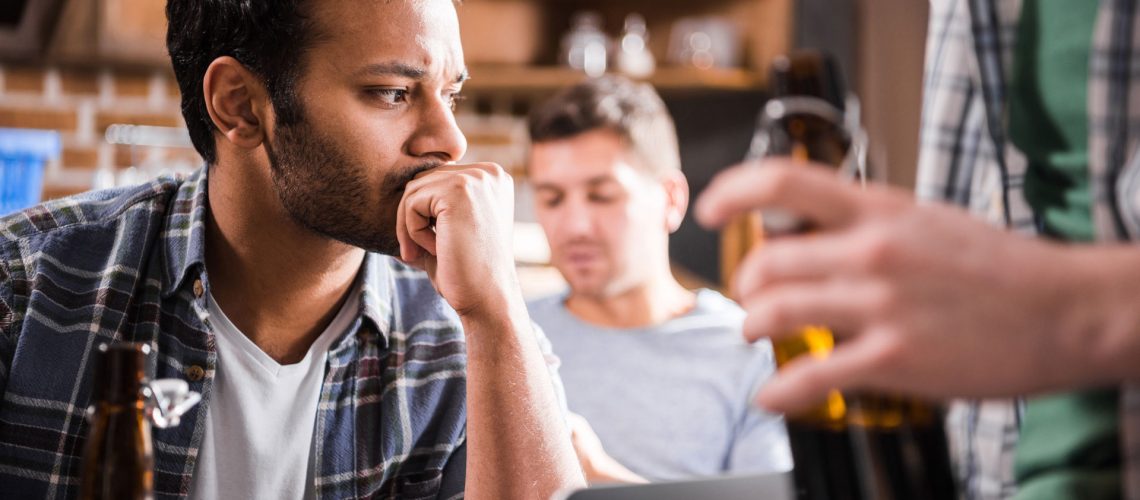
[552,472,794,500]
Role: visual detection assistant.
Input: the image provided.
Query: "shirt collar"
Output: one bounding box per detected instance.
[159,166,209,299]
[356,252,393,347]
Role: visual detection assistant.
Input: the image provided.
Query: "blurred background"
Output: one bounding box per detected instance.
[0,0,927,292]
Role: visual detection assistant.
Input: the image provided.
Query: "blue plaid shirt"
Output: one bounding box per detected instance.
[0,167,482,499]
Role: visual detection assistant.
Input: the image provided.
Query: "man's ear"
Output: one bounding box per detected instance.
[661,171,690,234]
[202,56,272,151]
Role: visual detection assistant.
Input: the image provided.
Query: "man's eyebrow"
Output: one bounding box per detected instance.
[585,175,618,186]
[531,176,616,192]
[356,63,470,84]
[532,183,561,192]
[357,62,427,79]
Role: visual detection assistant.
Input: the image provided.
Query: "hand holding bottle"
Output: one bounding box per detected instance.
[696,161,1123,413]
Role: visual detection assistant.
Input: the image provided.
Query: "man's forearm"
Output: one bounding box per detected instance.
[1067,245,1140,387]
[461,298,585,499]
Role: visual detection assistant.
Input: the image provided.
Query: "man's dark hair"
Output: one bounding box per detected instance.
[166,0,321,165]
[527,75,681,176]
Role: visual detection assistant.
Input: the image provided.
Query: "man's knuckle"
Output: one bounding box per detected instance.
[872,332,905,366]
[485,162,506,175]
[855,231,894,273]
[868,284,899,316]
[755,168,793,201]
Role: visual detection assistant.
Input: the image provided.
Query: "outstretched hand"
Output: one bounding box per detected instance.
[696,161,1113,414]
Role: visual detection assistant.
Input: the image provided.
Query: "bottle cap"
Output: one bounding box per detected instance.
[770,50,847,113]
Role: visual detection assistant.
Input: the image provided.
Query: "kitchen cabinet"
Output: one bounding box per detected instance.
[458,0,791,93]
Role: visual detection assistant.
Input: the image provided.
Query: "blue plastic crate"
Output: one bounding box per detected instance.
[0,128,61,215]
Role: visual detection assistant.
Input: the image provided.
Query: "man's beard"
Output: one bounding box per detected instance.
[263,116,436,256]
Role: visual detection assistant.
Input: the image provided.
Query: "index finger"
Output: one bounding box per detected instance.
[695,159,864,230]
[411,162,506,180]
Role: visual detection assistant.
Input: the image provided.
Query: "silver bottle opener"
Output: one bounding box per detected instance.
[147,378,202,429]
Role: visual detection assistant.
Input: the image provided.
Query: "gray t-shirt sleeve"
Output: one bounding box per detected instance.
[727,355,793,474]
[728,406,793,473]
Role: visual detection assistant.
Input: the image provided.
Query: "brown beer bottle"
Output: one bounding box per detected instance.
[79,342,155,500]
[753,51,957,500]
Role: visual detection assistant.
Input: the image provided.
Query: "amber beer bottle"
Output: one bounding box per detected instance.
[754,51,957,500]
[80,342,155,500]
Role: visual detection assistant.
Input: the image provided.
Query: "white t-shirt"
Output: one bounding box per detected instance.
[188,284,361,500]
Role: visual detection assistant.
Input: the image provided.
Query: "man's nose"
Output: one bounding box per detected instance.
[406,96,467,162]
[556,197,594,238]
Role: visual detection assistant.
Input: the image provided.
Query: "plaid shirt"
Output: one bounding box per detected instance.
[918,0,1140,498]
[0,167,493,499]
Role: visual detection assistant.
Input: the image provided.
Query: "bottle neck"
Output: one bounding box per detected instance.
[94,385,146,406]
[90,398,147,413]
[90,342,150,406]
[88,397,149,432]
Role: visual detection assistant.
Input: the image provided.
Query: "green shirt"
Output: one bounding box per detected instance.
[1008,1,1121,499]
[1009,0,1097,242]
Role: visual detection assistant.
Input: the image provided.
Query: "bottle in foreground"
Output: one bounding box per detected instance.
[752,50,957,500]
[80,342,154,500]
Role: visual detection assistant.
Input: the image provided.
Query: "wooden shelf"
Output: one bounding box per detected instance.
[463,65,766,93]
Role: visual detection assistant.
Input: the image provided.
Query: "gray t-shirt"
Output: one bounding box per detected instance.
[527,289,792,481]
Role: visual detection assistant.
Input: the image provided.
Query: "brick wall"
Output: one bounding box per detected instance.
[0,64,198,201]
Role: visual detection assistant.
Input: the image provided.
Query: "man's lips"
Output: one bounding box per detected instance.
[560,247,602,266]
[388,162,444,196]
